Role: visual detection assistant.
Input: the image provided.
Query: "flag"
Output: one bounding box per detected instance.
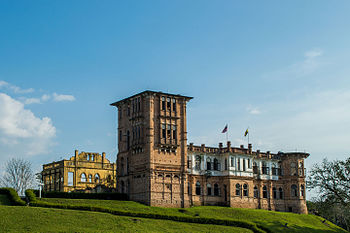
[244,128,249,137]
[222,124,228,133]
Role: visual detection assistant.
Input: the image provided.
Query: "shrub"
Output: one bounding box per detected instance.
[32,190,128,200]
[0,187,26,206]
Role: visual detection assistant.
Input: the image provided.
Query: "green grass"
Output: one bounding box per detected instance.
[0,194,11,206]
[0,205,251,233]
[42,198,348,233]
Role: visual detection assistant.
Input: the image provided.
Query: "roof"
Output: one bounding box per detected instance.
[110,90,193,107]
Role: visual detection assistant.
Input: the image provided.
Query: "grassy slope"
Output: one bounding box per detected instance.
[0,205,250,232]
[42,198,348,233]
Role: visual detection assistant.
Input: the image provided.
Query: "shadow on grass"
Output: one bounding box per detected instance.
[262,220,348,233]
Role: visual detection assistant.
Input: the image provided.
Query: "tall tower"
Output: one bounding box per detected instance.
[110,91,192,207]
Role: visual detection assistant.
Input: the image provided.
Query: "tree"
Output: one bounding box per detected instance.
[0,158,34,196]
[307,157,350,230]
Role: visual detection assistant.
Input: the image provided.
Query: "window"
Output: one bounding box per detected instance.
[95,174,100,183]
[291,184,298,197]
[248,159,251,168]
[161,97,165,110]
[81,173,87,182]
[206,158,211,170]
[119,130,122,142]
[214,158,219,171]
[300,185,305,197]
[127,106,130,116]
[137,97,141,112]
[243,184,248,196]
[196,181,201,195]
[172,125,177,140]
[253,162,258,174]
[263,186,268,198]
[167,97,171,110]
[119,108,122,119]
[243,159,246,171]
[225,158,228,170]
[88,174,92,183]
[187,156,191,169]
[291,162,297,176]
[235,183,241,196]
[272,164,277,175]
[68,172,74,186]
[254,186,259,198]
[167,125,171,139]
[195,155,201,170]
[214,183,219,196]
[237,158,241,171]
[91,154,94,161]
[230,157,234,167]
[273,187,277,199]
[207,184,212,196]
[172,98,176,112]
[161,124,166,139]
[279,187,284,199]
[127,131,130,150]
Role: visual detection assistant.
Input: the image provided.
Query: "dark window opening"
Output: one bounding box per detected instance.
[214,184,219,196]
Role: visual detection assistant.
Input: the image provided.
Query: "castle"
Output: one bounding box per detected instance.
[110,90,309,214]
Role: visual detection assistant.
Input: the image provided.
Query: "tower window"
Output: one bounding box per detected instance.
[172,125,177,140]
[254,186,258,198]
[207,183,212,196]
[161,124,166,138]
[172,98,176,112]
[196,181,201,195]
[243,184,248,196]
[263,185,268,198]
[235,183,241,196]
[167,97,171,110]
[161,97,165,110]
[167,125,171,139]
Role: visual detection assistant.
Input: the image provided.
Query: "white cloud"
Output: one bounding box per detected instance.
[0,93,56,157]
[53,93,76,102]
[23,98,41,105]
[305,48,323,59]
[0,80,34,94]
[41,94,51,102]
[246,106,261,115]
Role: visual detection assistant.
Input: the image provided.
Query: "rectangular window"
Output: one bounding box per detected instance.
[138,98,141,112]
[68,172,74,186]
[172,99,176,112]
[161,124,166,138]
[161,97,166,110]
[167,125,171,139]
[172,125,177,140]
[237,159,241,171]
[248,159,251,168]
[243,159,246,171]
[225,158,228,170]
[167,97,171,110]
[119,130,122,141]
[231,157,234,167]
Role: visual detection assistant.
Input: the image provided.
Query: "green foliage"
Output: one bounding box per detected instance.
[0,206,252,233]
[32,190,128,200]
[0,187,26,206]
[0,194,11,205]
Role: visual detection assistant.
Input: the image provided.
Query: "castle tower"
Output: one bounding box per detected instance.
[110,91,192,207]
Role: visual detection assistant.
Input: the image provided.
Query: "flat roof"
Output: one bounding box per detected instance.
[110,90,193,106]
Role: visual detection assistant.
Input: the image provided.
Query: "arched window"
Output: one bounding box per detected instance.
[235,183,241,196]
[95,174,100,183]
[263,185,268,198]
[207,183,212,196]
[254,186,259,198]
[214,158,219,170]
[291,184,298,197]
[273,187,277,199]
[81,173,87,182]
[243,184,248,196]
[279,187,284,199]
[214,183,219,196]
[300,185,305,197]
[196,181,201,195]
[206,158,212,170]
[88,174,92,183]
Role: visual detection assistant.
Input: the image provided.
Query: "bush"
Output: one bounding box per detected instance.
[0,187,26,206]
[32,190,128,200]
[25,189,265,233]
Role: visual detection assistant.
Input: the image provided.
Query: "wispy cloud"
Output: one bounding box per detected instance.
[246,106,261,115]
[263,48,325,80]
[0,80,34,94]
[53,93,75,102]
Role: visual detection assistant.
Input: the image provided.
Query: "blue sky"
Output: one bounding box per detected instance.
[1,1,350,180]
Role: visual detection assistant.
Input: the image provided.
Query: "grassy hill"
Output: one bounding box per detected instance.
[40,198,347,233]
[1,193,347,233]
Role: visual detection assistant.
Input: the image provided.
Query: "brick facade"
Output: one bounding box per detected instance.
[111,91,309,214]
